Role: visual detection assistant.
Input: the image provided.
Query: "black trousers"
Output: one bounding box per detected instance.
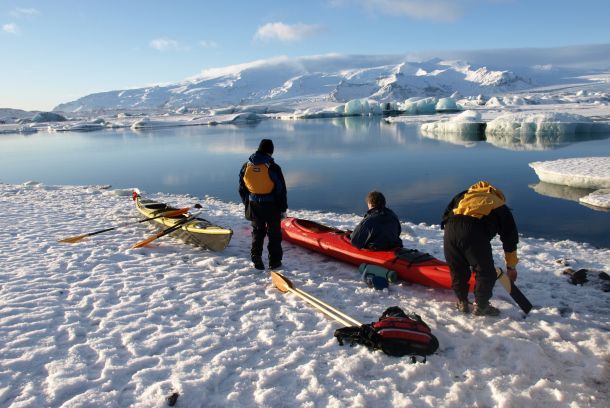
[249,201,282,263]
[443,216,496,305]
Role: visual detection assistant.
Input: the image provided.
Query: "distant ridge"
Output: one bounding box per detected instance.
[54,44,610,112]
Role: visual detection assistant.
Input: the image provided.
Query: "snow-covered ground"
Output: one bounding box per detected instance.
[1,183,608,407]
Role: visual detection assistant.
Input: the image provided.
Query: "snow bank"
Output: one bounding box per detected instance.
[0,183,609,407]
[529,157,610,189]
[420,110,485,141]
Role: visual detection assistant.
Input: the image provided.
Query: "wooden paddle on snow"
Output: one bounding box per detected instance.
[271,271,361,326]
[59,207,190,243]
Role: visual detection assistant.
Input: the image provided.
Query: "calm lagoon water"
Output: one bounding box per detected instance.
[1,117,609,248]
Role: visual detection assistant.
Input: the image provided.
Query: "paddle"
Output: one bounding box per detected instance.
[59,207,190,243]
[132,205,202,249]
[271,271,361,326]
[495,267,533,315]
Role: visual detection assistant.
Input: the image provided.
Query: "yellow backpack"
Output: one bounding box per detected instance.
[243,162,274,194]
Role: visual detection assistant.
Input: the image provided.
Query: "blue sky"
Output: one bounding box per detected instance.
[1,0,609,111]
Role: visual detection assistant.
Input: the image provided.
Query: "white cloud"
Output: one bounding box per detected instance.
[200,40,219,48]
[254,22,322,42]
[10,7,40,17]
[150,38,185,51]
[339,0,464,22]
[2,23,19,34]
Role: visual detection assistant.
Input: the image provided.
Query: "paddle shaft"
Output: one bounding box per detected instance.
[271,271,361,326]
[293,287,361,326]
[132,211,201,248]
[59,207,189,243]
[89,208,188,237]
[286,286,355,326]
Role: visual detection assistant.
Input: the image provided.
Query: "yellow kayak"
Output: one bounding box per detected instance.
[134,193,232,251]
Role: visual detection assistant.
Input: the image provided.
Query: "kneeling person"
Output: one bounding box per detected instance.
[350,191,402,251]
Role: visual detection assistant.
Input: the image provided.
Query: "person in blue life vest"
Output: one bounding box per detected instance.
[441,181,519,316]
[350,191,403,251]
[239,139,288,270]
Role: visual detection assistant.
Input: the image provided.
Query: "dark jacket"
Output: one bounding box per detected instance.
[239,151,288,212]
[441,181,519,266]
[350,206,402,250]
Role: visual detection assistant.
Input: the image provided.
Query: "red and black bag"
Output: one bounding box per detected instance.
[334,306,439,361]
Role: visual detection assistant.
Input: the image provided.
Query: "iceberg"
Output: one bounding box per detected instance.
[420,110,485,145]
[400,97,437,115]
[31,112,67,122]
[343,99,382,116]
[435,97,460,112]
[529,157,610,189]
[485,112,610,150]
[486,112,609,137]
[49,121,106,132]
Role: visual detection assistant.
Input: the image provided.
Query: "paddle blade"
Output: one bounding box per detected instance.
[58,234,88,243]
[496,267,533,314]
[162,208,189,218]
[132,235,160,249]
[271,271,294,293]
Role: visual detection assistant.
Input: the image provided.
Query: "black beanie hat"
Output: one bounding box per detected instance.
[258,139,274,155]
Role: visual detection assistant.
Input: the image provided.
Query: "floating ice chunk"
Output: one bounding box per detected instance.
[343,99,381,116]
[435,97,460,112]
[49,121,105,132]
[130,117,185,129]
[529,157,610,189]
[579,189,610,209]
[400,97,437,115]
[420,110,485,143]
[486,112,609,138]
[31,112,67,122]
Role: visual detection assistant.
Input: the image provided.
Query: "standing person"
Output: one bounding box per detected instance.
[350,191,402,251]
[239,139,288,270]
[441,181,519,316]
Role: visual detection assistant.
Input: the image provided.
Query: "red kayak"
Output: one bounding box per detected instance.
[281,217,475,291]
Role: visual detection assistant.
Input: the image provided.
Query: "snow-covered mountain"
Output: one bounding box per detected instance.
[54,46,610,113]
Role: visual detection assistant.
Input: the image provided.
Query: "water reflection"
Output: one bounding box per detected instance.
[420,128,485,147]
[485,131,609,151]
[529,182,610,212]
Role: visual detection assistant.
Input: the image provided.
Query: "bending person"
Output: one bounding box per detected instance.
[441,181,519,316]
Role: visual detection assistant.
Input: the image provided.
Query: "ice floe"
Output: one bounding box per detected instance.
[529,157,610,189]
[579,189,610,209]
[420,110,485,143]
